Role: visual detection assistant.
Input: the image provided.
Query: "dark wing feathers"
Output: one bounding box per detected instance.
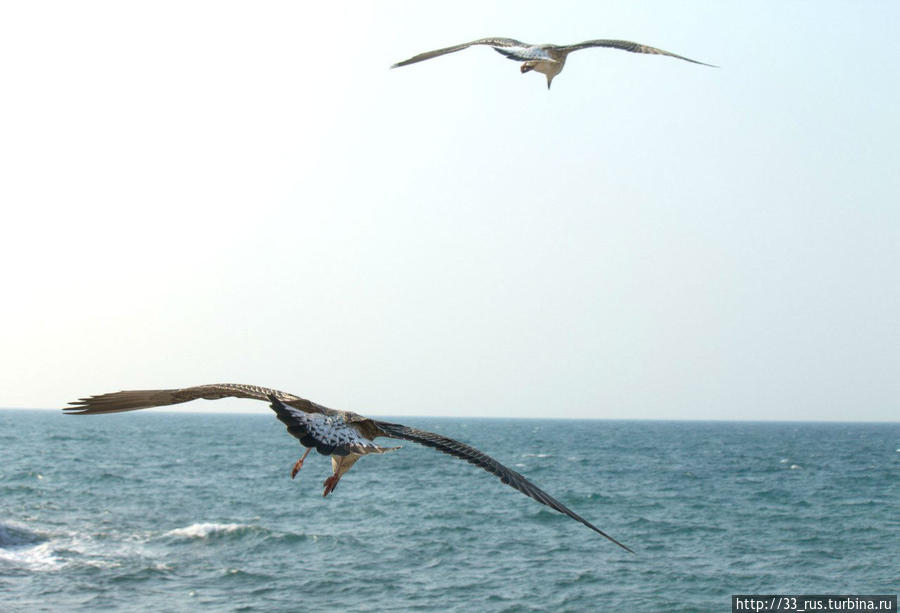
[268,396,350,456]
[491,46,555,63]
[268,396,393,457]
[558,39,716,67]
[64,383,333,416]
[374,420,633,553]
[391,37,527,68]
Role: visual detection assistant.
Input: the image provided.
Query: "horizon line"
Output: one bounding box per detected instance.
[1,406,897,425]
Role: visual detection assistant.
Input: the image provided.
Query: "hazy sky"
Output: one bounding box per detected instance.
[1,1,897,420]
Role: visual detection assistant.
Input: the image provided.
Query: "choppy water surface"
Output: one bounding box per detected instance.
[1,410,896,611]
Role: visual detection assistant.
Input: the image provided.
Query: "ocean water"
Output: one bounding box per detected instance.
[1,410,896,612]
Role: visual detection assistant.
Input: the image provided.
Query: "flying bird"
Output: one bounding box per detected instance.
[392,37,715,88]
[65,382,632,552]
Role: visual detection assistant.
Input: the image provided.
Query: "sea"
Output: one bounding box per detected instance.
[1,409,896,612]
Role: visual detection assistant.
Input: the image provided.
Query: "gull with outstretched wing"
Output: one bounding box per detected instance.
[65,382,632,552]
[392,36,715,88]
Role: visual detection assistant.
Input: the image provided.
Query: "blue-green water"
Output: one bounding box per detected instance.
[1,410,897,611]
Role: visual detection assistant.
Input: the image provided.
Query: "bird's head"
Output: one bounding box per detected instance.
[520,63,534,74]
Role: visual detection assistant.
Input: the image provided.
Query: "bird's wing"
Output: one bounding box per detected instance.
[64,383,334,416]
[391,37,529,68]
[374,420,633,553]
[492,45,558,63]
[268,396,397,457]
[556,39,716,67]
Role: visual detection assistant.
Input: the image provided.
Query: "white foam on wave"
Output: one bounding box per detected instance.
[0,521,63,571]
[522,453,552,458]
[165,523,248,539]
[2,520,180,573]
[0,541,65,571]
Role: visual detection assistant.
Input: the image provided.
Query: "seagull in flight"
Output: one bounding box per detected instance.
[65,383,633,552]
[392,37,715,88]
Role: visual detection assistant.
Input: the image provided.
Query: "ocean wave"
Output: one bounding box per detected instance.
[163,522,254,540]
[0,541,66,571]
[0,522,150,573]
[106,564,177,585]
[0,520,48,548]
[0,521,63,571]
[160,522,314,547]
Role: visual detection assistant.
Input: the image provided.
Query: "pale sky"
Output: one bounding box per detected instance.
[1,1,897,421]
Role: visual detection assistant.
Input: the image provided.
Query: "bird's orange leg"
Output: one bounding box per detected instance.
[322,474,341,497]
[291,447,312,479]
